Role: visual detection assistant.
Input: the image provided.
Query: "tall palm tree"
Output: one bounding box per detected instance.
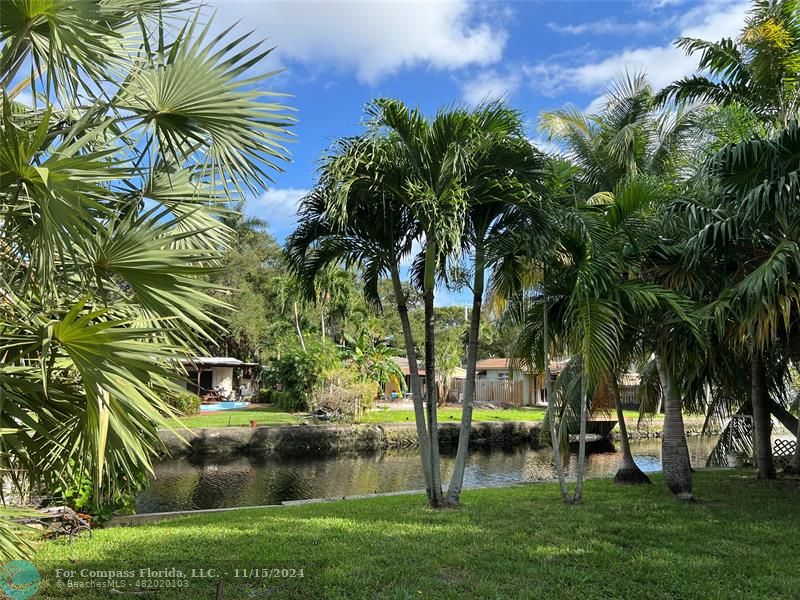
[540,74,703,497]
[444,108,547,504]
[687,122,800,478]
[490,158,579,501]
[291,101,541,507]
[0,0,291,558]
[366,99,479,506]
[285,135,437,500]
[658,1,800,477]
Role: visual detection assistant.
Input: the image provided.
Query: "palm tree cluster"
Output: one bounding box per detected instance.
[0,0,291,556]
[287,100,544,506]
[291,0,800,507]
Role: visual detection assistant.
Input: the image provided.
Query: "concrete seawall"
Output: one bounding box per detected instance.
[158,421,543,458]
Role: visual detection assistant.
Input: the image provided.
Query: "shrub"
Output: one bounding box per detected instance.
[54,473,145,523]
[164,390,202,415]
[261,339,338,411]
[311,367,377,421]
[271,390,300,412]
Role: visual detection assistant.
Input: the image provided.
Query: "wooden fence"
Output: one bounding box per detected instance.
[449,379,524,406]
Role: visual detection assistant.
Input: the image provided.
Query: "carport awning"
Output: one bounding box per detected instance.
[181,357,258,368]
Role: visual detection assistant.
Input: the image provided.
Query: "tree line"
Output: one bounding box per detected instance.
[2,0,799,560]
[287,0,800,506]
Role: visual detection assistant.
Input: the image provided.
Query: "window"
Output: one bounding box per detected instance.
[497,372,510,381]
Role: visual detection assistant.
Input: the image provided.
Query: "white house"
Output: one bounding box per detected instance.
[181,357,256,398]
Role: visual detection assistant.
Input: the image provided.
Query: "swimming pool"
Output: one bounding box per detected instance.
[199,401,251,412]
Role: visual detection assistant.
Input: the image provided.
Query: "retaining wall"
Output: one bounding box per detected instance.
[158,421,543,458]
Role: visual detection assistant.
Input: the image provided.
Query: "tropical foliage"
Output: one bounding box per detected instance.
[0,0,291,558]
[289,100,543,506]
[3,0,800,556]
[286,0,800,509]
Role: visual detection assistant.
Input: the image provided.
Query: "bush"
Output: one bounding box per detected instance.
[164,390,202,415]
[261,339,338,411]
[271,390,300,412]
[311,367,376,421]
[54,472,145,523]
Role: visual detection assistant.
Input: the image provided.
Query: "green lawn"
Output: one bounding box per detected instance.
[360,406,642,424]
[177,404,300,428]
[176,405,644,429]
[33,470,800,599]
[361,406,549,423]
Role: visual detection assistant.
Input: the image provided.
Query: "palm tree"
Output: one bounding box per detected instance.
[657,1,800,477]
[291,100,540,507]
[659,0,800,128]
[540,74,703,497]
[443,107,546,504]
[285,135,438,500]
[366,99,479,506]
[694,122,800,478]
[0,1,291,558]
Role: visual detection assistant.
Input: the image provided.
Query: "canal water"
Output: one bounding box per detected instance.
[136,436,720,513]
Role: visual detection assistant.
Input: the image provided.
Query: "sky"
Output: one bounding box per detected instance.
[210,0,750,304]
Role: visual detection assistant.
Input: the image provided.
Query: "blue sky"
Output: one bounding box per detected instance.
[212,0,749,303]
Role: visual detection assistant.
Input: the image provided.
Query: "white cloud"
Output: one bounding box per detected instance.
[247,187,309,240]
[211,0,507,83]
[460,70,520,105]
[547,18,662,36]
[529,0,749,96]
[583,95,607,115]
[647,0,690,8]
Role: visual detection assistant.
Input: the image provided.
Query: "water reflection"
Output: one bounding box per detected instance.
[137,437,720,513]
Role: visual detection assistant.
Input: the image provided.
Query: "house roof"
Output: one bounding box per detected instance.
[475,358,511,370]
[475,357,571,374]
[391,357,465,378]
[392,356,425,376]
[181,357,257,368]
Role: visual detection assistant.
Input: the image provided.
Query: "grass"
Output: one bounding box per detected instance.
[177,404,300,428]
[175,404,674,430]
[33,470,800,599]
[361,406,642,424]
[175,405,556,429]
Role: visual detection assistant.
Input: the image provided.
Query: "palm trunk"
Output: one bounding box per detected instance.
[390,268,432,494]
[767,398,799,435]
[446,241,484,504]
[543,281,571,502]
[655,354,693,500]
[423,281,445,507]
[421,235,444,506]
[572,367,589,504]
[750,353,776,479]
[293,301,306,351]
[786,417,800,475]
[611,374,651,485]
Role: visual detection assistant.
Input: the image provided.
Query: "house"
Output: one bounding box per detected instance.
[383,357,422,399]
[383,357,466,401]
[475,358,569,406]
[182,357,258,398]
